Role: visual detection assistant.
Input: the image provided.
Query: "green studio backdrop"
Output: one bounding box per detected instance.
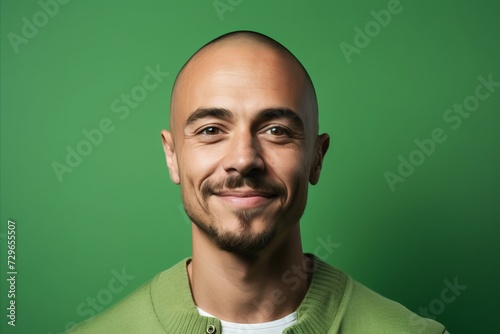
[1,0,499,333]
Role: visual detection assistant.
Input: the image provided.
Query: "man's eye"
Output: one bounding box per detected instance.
[200,126,221,135]
[266,126,288,136]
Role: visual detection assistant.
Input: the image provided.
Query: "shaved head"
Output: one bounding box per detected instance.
[170,31,318,134]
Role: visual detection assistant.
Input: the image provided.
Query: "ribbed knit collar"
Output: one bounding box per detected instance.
[150,255,350,334]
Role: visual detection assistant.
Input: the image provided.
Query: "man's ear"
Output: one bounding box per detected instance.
[161,129,180,184]
[309,133,330,185]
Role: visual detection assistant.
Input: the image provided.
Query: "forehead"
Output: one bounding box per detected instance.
[171,43,313,128]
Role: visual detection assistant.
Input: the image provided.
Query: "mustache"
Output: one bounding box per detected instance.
[201,174,286,200]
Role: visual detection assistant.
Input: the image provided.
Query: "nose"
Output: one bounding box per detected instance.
[222,132,265,176]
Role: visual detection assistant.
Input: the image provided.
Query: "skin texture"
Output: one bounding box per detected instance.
[161,32,329,323]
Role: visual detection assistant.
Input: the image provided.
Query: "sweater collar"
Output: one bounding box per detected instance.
[151,255,349,334]
[287,255,349,333]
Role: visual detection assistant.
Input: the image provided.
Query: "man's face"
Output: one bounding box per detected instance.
[163,43,328,255]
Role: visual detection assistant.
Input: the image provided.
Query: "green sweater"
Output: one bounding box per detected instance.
[68,256,446,333]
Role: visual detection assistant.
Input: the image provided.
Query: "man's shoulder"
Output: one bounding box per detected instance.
[66,260,188,334]
[66,280,160,334]
[309,258,445,333]
[339,274,446,333]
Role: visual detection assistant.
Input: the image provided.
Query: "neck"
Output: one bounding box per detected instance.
[188,223,311,323]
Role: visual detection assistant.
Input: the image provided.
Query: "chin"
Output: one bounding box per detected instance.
[202,216,279,255]
[214,228,277,256]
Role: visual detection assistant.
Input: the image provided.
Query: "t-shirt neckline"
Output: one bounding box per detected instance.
[197,306,297,330]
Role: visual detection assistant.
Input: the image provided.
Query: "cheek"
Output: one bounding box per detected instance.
[269,144,309,173]
[266,147,310,192]
[178,145,222,186]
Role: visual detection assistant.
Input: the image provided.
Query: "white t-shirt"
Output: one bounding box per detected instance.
[197,307,297,334]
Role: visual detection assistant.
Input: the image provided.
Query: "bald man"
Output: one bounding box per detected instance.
[69,31,448,334]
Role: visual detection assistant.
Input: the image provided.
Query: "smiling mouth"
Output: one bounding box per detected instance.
[213,190,276,208]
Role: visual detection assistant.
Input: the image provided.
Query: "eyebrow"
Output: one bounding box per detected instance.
[257,108,304,131]
[185,108,233,127]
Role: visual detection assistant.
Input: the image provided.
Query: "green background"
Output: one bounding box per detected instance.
[1,0,499,333]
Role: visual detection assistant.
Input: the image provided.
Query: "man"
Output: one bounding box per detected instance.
[69,31,448,333]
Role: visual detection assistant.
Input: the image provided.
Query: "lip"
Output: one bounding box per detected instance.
[213,190,275,208]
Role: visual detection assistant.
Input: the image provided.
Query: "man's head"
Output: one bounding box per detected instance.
[162,31,329,255]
